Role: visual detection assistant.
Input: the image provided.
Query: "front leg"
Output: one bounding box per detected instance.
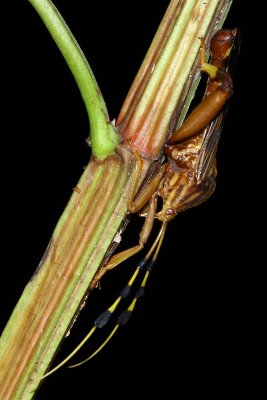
[168,29,236,144]
[90,192,158,289]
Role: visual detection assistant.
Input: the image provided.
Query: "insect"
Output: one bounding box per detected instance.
[43,28,238,377]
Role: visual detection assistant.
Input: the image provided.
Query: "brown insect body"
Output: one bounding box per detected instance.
[88,28,238,289]
[155,28,237,223]
[155,158,216,223]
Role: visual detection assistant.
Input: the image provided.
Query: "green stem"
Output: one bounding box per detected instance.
[27,0,120,159]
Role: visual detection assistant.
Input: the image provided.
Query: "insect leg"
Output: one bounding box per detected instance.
[90,149,165,290]
[89,191,158,289]
[168,29,235,144]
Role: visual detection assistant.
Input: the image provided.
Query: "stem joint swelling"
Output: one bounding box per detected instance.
[28,0,120,160]
[91,122,121,160]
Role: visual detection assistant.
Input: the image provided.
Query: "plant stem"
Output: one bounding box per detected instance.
[117,0,233,159]
[0,150,136,399]
[27,0,120,159]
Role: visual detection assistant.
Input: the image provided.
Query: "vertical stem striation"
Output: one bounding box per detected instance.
[117,0,232,159]
[0,150,135,398]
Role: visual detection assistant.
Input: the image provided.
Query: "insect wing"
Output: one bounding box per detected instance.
[196,29,240,184]
[195,109,226,183]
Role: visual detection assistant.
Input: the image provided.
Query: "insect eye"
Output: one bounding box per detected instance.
[166,208,174,215]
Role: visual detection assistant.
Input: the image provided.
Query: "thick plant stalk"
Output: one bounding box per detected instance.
[0,1,232,398]
[117,0,232,157]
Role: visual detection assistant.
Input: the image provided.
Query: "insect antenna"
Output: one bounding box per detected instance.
[68,222,167,368]
[42,222,167,377]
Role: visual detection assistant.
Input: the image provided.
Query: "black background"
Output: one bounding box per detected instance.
[0,1,259,398]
